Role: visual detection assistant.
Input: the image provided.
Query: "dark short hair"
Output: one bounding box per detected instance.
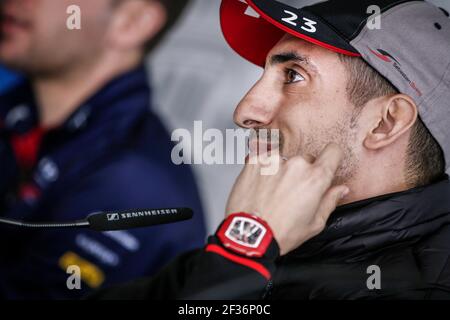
[338,54,445,187]
[113,0,191,54]
[145,0,191,53]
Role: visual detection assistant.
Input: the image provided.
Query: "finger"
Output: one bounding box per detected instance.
[239,153,262,181]
[257,146,281,163]
[245,152,260,166]
[257,148,284,176]
[315,185,349,225]
[314,143,344,178]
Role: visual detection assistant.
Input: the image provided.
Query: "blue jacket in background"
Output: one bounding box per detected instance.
[0,66,21,94]
[0,66,206,299]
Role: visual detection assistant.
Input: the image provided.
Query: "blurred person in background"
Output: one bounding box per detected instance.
[0,0,205,299]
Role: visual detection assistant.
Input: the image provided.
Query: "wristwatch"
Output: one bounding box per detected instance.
[216,212,275,258]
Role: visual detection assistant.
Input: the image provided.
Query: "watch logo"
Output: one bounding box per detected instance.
[225,217,266,248]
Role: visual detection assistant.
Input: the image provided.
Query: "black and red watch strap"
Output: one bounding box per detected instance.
[205,243,272,280]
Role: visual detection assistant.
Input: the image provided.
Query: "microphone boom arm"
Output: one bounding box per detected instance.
[0,208,193,231]
[0,217,89,229]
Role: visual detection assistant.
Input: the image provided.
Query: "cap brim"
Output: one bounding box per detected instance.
[220,0,361,67]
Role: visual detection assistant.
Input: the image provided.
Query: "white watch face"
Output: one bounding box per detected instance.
[224,216,267,248]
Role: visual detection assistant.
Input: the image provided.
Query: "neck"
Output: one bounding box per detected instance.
[341,172,408,206]
[32,52,141,128]
[339,148,410,206]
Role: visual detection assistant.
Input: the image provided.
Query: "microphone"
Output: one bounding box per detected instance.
[0,208,193,231]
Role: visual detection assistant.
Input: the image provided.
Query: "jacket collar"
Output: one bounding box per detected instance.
[290,177,450,261]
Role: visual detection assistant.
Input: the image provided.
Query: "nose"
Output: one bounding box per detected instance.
[233,80,279,129]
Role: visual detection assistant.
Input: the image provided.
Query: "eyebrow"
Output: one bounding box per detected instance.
[268,51,318,74]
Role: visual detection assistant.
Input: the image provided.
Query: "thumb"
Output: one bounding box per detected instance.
[315,185,349,224]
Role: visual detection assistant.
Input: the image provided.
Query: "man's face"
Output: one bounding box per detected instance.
[235,35,362,184]
[0,0,114,75]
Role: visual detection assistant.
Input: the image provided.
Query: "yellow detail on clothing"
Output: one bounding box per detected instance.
[58,251,105,288]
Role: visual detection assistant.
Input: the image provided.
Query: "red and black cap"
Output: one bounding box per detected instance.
[220,0,415,66]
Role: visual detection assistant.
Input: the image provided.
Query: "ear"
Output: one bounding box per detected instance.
[106,0,166,52]
[364,94,418,150]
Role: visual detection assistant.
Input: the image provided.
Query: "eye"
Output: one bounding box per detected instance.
[285,68,305,84]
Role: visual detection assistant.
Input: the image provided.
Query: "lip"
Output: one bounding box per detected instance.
[248,139,279,155]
